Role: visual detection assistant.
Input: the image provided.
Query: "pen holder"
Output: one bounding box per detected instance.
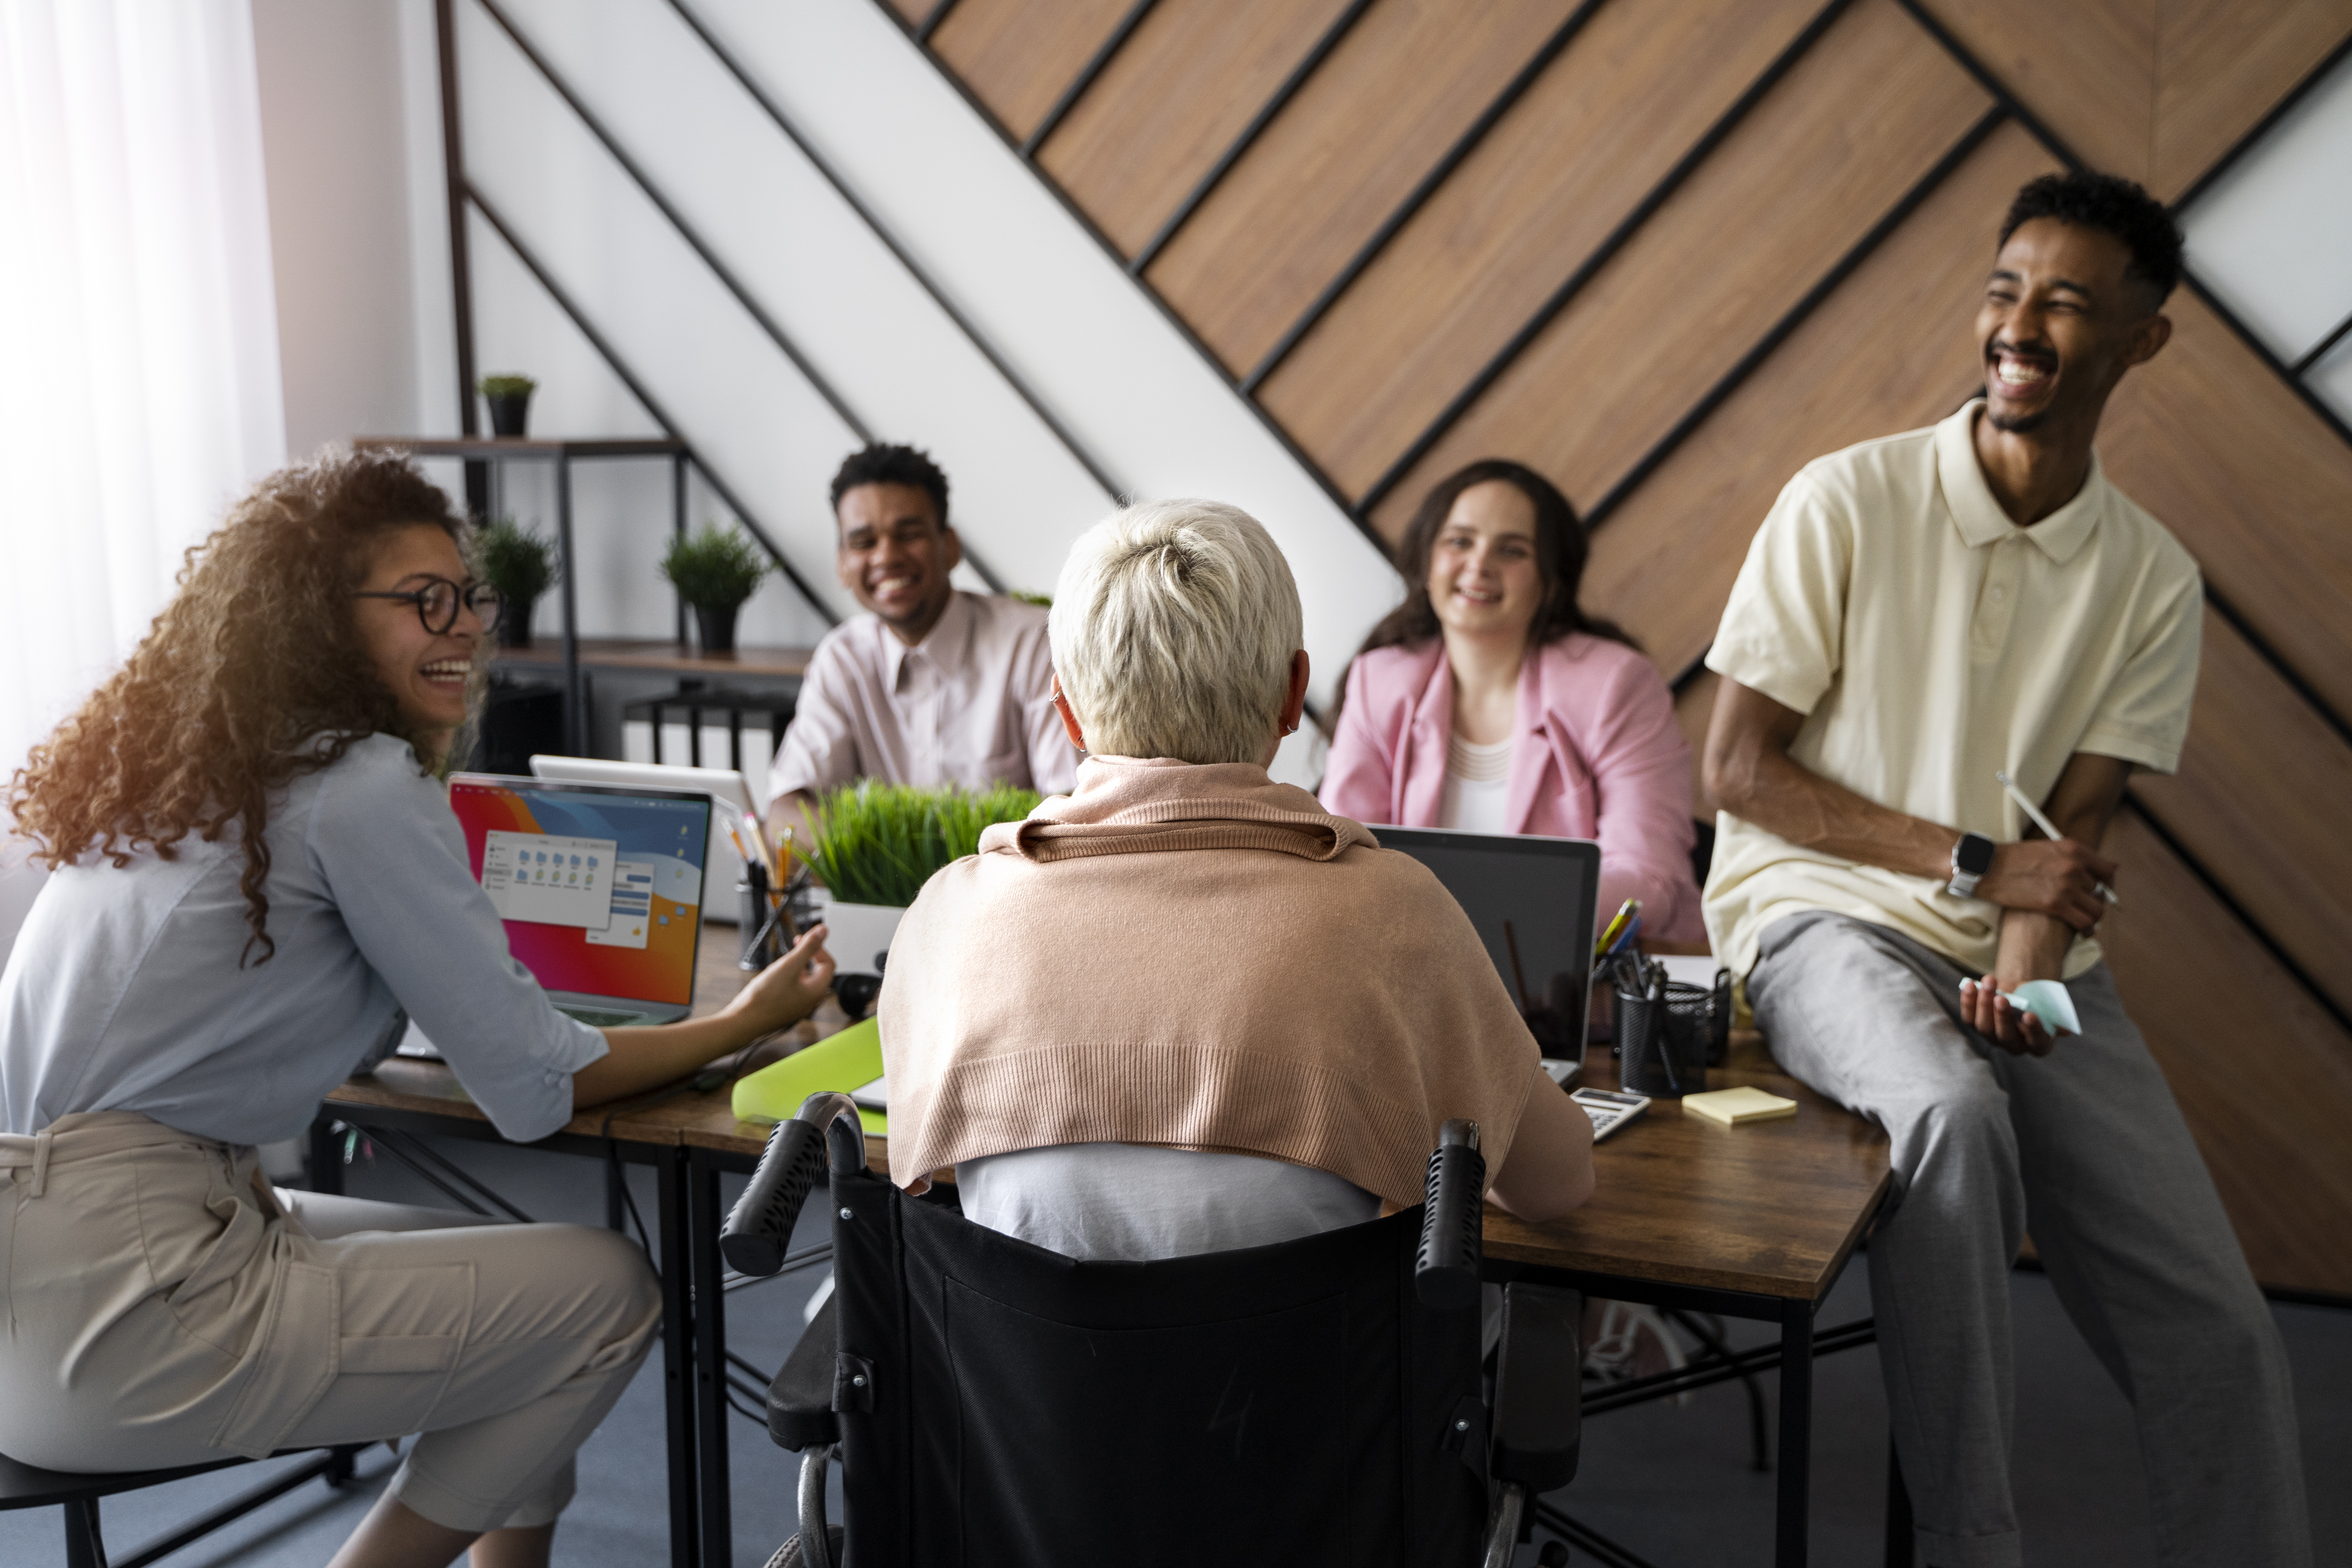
[738,862,782,971]
[1607,966,1733,1067]
[1616,967,1711,1098]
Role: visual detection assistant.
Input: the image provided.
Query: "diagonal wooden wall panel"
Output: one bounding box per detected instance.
[2101,809,2352,1297]
[1147,0,1585,376]
[1040,0,1351,256]
[1577,123,2057,678]
[2130,610,2352,1019]
[2099,292,2352,722]
[1356,0,1990,542]
[930,0,1135,142]
[1258,0,1830,501]
[1916,0,2155,181]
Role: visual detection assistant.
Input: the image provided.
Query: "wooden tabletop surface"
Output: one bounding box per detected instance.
[329,937,1889,1302]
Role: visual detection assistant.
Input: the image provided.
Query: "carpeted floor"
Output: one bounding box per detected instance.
[4,1133,2342,1567]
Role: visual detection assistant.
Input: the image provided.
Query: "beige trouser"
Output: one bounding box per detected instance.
[0,1111,660,1533]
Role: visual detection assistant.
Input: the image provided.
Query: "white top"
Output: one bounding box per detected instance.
[1437,734,1513,833]
[1704,400,2202,979]
[770,591,1079,799]
[957,1142,1381,1261]
[0,734,608,1145]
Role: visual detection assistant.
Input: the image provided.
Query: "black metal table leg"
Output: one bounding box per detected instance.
[1776,1297,1814,1567]
[657,1150,700,1568]
[690,1152,732,1568]
[63,1496,103,1568]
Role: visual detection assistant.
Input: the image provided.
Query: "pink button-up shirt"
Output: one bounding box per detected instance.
[1319,635,1704,942]
[770,591,1079,800]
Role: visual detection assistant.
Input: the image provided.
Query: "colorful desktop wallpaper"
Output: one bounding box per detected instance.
[449,777,709,1006]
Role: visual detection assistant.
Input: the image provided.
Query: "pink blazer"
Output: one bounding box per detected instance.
[1320,635,1705,942]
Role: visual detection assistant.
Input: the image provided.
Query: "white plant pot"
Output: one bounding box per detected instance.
[816,897,905,975]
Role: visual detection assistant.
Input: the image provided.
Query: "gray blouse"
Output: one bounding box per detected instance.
[0,734,605,1145]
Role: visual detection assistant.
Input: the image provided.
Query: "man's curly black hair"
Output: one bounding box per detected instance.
[1998,172,2184,305]
[829,443,950,532]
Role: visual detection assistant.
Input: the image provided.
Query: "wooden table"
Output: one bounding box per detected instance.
[323,942,1890,1568]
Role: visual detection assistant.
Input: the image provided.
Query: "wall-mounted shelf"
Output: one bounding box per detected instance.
[491,637,811,680]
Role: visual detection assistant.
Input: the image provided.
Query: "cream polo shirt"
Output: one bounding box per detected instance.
[1702,400,2202,981]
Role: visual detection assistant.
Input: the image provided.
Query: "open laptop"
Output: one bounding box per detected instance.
[529,755,760,925]
[447,773,712,1027]
[1372,827,1602,1060]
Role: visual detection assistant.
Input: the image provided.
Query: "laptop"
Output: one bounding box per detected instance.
[1372,827,1602,1061]
[447,773,713,1028]
[528,755,761,925]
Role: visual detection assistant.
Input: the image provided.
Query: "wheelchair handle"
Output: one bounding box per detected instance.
[719,1092,869,1276]
[1415,1118,1485,1310]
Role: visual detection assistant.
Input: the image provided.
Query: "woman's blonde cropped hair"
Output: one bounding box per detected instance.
[1049,499,1302,765]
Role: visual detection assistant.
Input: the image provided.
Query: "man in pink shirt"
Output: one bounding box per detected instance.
[768,446,1078,842]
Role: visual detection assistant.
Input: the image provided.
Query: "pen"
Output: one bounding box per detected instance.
[1994,770,2120,908]
[1594,899,1638,958]
[742,809,780,885]
[1603,912,1642,962]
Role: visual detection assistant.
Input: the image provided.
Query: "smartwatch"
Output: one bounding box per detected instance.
[1947,831,1996,898]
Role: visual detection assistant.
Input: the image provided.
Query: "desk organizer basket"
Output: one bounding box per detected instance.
[1611,959,1732,1097]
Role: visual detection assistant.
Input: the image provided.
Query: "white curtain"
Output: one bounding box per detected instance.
[0,0,286,941]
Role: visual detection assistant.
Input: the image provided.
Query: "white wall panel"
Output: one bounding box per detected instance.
[458,0,855,639]
[2182,50,2352,386]
[686,0,1407,729]
[491,0,1117,604]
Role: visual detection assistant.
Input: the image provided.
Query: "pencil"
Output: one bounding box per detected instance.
[1593,899,1638,958]
[1994,770,2120,907]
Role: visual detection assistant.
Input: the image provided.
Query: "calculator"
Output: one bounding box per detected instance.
[1571,1087,1650,1142]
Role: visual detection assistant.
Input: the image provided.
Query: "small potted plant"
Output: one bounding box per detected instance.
[480,374,537,437]
[802,782,1040,968]
[477,516,558,648]
[659,523,769,654]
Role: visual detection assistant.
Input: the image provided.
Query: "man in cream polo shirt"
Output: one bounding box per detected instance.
[1703,173,2307,1566]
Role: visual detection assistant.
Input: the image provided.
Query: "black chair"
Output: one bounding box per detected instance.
[0,1444,363,1568]
[721,1094,1583,1568]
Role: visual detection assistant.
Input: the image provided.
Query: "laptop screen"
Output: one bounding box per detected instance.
[1372,827,1600,1059]
[448,774,710,1008]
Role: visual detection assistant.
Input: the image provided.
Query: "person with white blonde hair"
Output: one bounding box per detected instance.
[878,499,1594,1261]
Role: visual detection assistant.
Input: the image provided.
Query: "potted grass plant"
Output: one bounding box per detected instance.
[802,781,1040,970]
[660,523,769,654]
[477,515,558,648]
[479,373,537,437]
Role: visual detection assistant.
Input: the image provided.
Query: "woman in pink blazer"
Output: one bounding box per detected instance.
[1321,460,1704,943]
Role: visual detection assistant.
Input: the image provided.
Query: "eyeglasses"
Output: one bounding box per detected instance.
[351,577,503,636]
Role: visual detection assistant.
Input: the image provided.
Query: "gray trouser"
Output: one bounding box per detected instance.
[1746,912,2308,1568]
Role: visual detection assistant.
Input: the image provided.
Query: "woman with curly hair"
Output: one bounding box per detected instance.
[0,451,834,1568]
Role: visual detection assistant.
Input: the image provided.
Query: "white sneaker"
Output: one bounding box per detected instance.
[1583,1300,1692,1406]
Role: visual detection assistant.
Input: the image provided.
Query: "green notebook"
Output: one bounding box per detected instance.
[731,1016,887,1135]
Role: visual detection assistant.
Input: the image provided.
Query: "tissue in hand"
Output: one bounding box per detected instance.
[2005,979,2082,1036]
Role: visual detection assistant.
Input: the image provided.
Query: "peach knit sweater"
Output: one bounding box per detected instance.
[875,756,1543,1207]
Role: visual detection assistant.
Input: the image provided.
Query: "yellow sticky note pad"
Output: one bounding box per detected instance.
[1682,1086,1797,1128]
[731,1017,886,1134]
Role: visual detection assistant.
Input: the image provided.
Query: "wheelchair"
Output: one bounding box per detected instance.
[721,1093,1582,1568]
